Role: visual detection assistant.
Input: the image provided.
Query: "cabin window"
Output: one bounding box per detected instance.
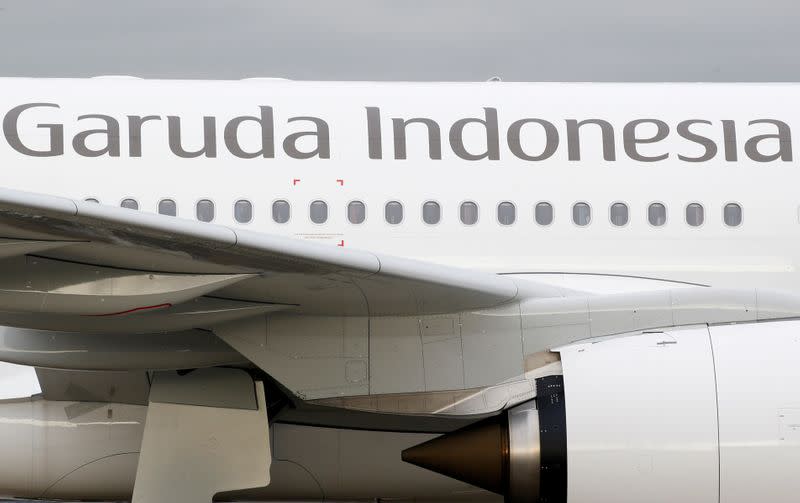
[724,203,742,227]
[85,198,99,203]
[648,203,666,226]
[310,200,328,224]
[158,199,177,216]
[572,202,591,226]
[234,200,252,223]
[385,201,403,224]
[686,203,704,227]
[535,202,553,226]
[196,199,215,222]
[348,201,366,224]
[422,201,441,225]
[610,202,629,226]
[120,198,139,210]
[272,200,291,223]
[460,201,478,225]
[497,202,516,225]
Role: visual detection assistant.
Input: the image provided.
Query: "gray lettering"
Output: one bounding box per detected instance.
[224,106,274,159]
[507,118,559,161]
[745,119,792,162]
[128,115,161,157]
[3,103,64,157]
[283,116,330,159]
[167,116,217,158]
[392,117,441,160]
[722,120,737,161]
[623,119,669,162]
[73,114,120,157]
[366,107,382,159]
[566,119,616,161]
[677,120,717,162]
[449,107,500,161]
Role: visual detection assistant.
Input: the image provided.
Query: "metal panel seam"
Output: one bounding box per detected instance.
[707,326,722,503]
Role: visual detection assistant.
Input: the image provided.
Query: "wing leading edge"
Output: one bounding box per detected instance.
[0,187,566,324]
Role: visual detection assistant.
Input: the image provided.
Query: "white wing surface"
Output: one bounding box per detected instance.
[0,187,566,333]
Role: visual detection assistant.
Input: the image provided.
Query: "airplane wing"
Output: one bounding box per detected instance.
[0,187,565,334]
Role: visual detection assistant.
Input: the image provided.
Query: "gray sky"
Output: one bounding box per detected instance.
[0,0,798,81]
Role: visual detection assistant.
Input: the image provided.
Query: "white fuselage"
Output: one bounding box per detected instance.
[0,78,797,292]
[0,78,799,503]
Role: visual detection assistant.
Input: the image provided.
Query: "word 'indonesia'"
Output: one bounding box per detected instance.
[1,103,793,162]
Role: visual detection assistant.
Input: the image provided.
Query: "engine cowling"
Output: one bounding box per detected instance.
[403,320,800,503]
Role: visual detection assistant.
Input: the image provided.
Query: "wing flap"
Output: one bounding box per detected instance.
[0,296,288,334]
[0,256,256,316]
[0,238,79,259]
[36,368,151,406]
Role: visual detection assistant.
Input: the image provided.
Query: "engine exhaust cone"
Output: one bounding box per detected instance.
[401,414,509,495]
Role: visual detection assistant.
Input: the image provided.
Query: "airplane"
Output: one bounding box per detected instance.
[0,76,795,503]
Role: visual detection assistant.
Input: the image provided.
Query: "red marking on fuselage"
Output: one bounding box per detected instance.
[336,179,344,186]
[293,179,301,186]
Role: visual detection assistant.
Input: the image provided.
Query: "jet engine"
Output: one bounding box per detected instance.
[403,321,800,503]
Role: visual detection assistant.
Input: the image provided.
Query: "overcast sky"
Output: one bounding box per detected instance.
[0,0,798,81]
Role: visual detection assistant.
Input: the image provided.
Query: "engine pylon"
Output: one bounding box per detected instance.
[132,368,271,503]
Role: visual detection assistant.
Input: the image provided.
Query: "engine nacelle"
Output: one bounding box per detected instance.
[0,397,145,500]
[404,320,800,503]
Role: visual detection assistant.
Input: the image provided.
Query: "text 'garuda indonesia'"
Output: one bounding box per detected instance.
[1,103,793,162]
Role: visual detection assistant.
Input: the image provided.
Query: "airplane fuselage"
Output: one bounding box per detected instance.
[0,78,799,503]
[0,78,796,291]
